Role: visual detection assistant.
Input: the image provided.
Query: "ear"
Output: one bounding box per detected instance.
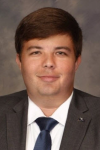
[75,55,81,71]
[16,54,21,70]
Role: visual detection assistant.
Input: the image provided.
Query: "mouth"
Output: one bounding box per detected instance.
[37,75,60,82]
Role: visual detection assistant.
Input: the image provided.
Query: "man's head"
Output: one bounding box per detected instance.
[16,7,82,105]
[15,7,82,60]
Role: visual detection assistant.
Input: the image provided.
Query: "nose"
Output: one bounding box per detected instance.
[42,54,56,69]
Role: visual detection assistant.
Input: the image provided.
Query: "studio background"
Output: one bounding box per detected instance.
[0,0,100,96]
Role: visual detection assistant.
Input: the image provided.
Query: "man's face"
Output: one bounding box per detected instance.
[16,34,81,99]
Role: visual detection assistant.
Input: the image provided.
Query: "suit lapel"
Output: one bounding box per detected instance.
[7,97,28,150]
[60,89,91,150]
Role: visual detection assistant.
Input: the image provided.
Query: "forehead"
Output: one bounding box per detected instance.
[22,34,74,50]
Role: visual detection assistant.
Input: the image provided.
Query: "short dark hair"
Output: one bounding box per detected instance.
[15,7,82,59]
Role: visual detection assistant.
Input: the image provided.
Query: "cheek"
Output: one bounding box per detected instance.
[60,61,76,74]
[21,60,41,77]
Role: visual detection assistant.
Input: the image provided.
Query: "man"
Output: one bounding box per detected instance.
[0,7,100,150]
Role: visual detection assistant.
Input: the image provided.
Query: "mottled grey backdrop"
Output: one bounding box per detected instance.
[0,0,100,96]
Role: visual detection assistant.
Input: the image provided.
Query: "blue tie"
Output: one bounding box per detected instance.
[34,117,58,150]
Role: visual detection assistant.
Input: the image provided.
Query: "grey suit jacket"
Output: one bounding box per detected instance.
[1,89,100,150]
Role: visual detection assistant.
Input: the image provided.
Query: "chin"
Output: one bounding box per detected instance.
[39,89,59,96]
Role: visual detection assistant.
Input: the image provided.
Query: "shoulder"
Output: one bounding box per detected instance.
[74,88,100,114]
[74,88,100,100]
[74,88,100,104]
[0,90,27,100]
[74,89,100,100]
[0,90,28,111]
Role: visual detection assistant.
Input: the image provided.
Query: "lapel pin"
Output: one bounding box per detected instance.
[78,117,85,122]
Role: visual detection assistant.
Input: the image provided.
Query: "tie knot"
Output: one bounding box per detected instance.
[35,117,58,132]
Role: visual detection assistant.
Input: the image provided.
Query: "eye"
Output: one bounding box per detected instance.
[56,51,67,56]
[30,51,42,55]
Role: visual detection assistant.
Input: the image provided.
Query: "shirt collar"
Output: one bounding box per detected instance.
[28,92,73,126]
[28,99,45,125]
[51,92,73,126]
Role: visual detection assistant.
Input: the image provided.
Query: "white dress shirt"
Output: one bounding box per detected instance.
[26,92,73,150]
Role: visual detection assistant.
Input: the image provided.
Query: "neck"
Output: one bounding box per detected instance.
[40,107,57,117]
[27,89,73,116]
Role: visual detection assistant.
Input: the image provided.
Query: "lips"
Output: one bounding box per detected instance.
[38,75,59,82]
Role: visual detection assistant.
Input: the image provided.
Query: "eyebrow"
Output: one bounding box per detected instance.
[27,46,71,52]
[27,46,43,51]
[55,46,71,52]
